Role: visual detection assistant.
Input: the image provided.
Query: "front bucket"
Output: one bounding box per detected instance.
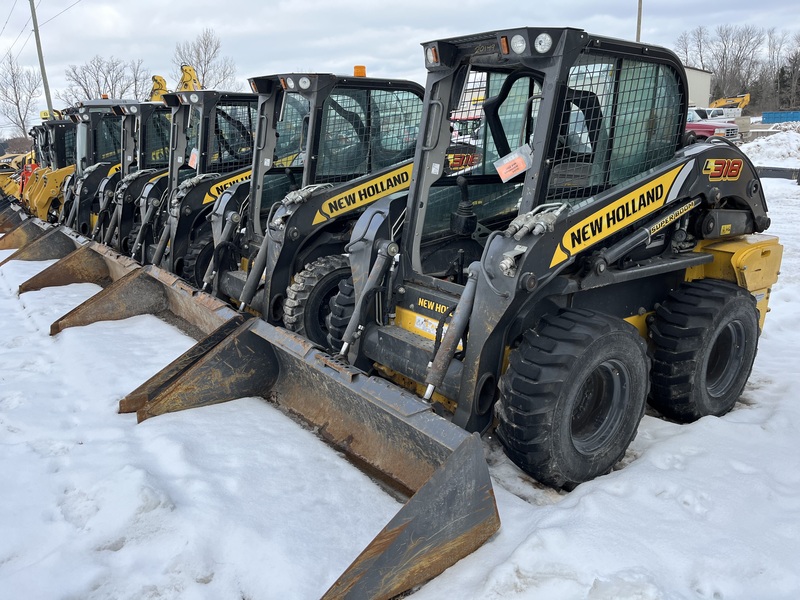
[119,313,249,414]
[0,218,47,251]
[0,204,25,232]
[50,264,242,340]
[1,226,87,269]
[19,241,140,293]
[127,318,501,597]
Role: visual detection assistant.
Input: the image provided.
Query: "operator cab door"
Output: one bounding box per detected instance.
[408,67,543,281]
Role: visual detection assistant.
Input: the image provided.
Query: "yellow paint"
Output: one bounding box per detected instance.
[687,234,783,329]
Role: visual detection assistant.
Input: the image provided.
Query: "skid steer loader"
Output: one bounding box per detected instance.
[321,27,782,488]
[89,100,172,252]
[128,90,259,286]
[60,98,135,235]
[202,71,424,346]
[22,116,77,222]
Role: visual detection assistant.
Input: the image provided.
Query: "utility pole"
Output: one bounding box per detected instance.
[636,0,643,42]
[28,0,54,119]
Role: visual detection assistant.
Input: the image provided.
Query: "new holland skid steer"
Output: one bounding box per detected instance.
[201,71,423,346]
[89,100,172,252]
[129,89,259,286]
[22,116,77,222]
[58,98,132,234]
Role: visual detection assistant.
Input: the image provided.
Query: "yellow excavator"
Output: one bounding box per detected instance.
[709,93,750,110]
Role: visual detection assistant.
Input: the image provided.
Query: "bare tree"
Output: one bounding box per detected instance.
[674,26,711,70]
[675,31,691,66]
[172,28,238,90]
[55,55,151,105]
[128,59,153,101]
[756,28,789,111]
[708,24,765,98]
[785,33,800,108]
[0,51,43,138]
[692,26,710,70]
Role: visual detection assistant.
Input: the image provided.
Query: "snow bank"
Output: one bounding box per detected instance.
[740,131,800,168]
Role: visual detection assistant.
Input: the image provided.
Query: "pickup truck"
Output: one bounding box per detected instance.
[693,107,741,120]
[685,110,741,144]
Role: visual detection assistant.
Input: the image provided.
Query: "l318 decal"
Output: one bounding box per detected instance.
[703,158,743,182]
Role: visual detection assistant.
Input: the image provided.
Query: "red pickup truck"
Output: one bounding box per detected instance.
[685,110,741,144]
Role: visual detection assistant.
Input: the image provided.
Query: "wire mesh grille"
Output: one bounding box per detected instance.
[545,53,683,205]
[141,110,171,169]
[316,87,422,183]
[63,127,76,167]
[210,100,257,174]
[274,95,309,167]
[96,114,122,163]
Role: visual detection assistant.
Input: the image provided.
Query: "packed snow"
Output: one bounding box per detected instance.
[740,128,800,169]
[1,135,799,599]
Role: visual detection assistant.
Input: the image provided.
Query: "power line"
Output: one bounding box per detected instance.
[0,0,20,39]
[40,0,84,28]
[7,0,35,54]
[15,30,33,60]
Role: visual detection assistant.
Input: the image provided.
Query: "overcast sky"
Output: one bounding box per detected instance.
[1,0,797,133]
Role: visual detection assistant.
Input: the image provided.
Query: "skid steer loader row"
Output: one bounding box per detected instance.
[31,26,784,597]
[203,71,424,345]
[2,98,134,263]
[0,99,135,272]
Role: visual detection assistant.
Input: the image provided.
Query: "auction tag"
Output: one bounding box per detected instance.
[494,144,533,182]
[188,148,199,169]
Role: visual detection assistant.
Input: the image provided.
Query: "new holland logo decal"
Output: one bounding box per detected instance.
[312,163,413,225]
[549,165,686,268]
[202,170,253,205]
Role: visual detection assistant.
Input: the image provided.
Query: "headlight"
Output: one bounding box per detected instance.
[425,46,439,65]
[298,76,311,90]
[714,128,727,135]
[189,93,200,103]
[510,34,527,54]
[285,77,295,90]
[129,105,138,114]
[534,33,552,53]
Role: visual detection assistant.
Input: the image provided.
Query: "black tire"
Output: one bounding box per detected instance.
[283,254,351,347]
[495,309,649,489]
[120,221,140,256]
[648,279,759,422]
[182,228,214,288]
[326,276,356,352]
[683,131,697,146]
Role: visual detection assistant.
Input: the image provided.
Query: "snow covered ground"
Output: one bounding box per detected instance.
[1,139,799,599]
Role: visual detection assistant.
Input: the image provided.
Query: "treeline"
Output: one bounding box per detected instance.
[0,28,236,140]
[675,25,800,112]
